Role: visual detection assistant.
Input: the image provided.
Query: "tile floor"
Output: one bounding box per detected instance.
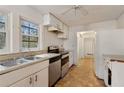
[55,58,105,87]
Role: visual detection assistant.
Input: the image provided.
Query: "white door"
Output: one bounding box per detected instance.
[84,38,95,57]
[10,76,33,87]
[33,68,48,87]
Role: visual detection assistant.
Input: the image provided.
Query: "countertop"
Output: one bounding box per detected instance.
[0,53,60,75]
[103,54,124,63]
[59,50,69,55]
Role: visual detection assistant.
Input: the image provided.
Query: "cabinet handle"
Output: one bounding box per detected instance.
[29,77,32,85]
[35,75,38,82]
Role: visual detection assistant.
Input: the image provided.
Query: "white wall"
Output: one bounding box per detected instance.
[77,32,83,60]
[117,13,124,28]
[89,20,117,30]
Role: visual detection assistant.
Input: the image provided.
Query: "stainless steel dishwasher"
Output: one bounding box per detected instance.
[49,55,61,87]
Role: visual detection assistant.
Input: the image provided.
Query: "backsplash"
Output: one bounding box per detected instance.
[0,50,47,61]
[42,27,64,49]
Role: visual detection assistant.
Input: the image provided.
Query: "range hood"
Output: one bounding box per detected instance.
[48,26,63,33]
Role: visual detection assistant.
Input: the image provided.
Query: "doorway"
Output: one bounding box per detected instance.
[77,31,96,60]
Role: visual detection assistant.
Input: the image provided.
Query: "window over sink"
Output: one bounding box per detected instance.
[20,19,39,51]
[0,14,9,54]
[0,16,6,49]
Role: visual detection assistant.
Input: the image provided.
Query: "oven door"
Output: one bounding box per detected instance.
[61,54,69,77]
[61,54,69,66]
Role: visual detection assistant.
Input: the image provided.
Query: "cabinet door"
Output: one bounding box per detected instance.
[10,76,33,87]
[58,24,69,39]
[56,19,63,30]
[50,14,57,27]
[112,62,124,86]
[33,67,48,87]
[63,24,69,38]
[69,52,73,67]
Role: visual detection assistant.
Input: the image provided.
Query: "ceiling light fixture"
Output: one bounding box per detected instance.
[62,5,88,16]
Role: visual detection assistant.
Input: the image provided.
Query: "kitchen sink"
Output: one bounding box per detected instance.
[24,56,41,60]
[15,58,30,64]
[0,58,30,68]
[0,65,7,70]
[0,54,47,69]
[0,59,17,67]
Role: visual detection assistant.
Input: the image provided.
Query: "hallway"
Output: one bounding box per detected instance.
[55,58,105,87]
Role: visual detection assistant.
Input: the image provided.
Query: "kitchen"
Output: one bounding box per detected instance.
[1,5,124,87]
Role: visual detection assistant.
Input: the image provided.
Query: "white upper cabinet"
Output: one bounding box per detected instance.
[43,13,63,32]
[43,13,69,39]
[56,18,63,31]
[43,13,59,27]
[58,24,69,39]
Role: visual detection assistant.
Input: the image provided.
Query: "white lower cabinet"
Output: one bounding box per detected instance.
[33,68,48,87]
[104,57,124,87]
[11,68,48,87]
[11,75,33,87]
[112,62,124,87]
[0,60,49,87]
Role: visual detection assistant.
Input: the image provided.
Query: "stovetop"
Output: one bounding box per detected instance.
[47,46,69,55]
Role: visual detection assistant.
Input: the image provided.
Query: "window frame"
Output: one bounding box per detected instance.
[0,13,10,54]
[20,17,40,52]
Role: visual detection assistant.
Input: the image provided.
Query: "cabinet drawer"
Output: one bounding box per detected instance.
[0,60,49,87]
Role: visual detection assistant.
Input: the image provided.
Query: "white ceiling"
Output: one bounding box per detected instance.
[32,5,124,26]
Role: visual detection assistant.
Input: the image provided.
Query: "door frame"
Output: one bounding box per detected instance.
[76,31,96,64]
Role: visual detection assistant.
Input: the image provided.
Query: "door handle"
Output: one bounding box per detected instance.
[35,75,38,82]
[29,77,32,85]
